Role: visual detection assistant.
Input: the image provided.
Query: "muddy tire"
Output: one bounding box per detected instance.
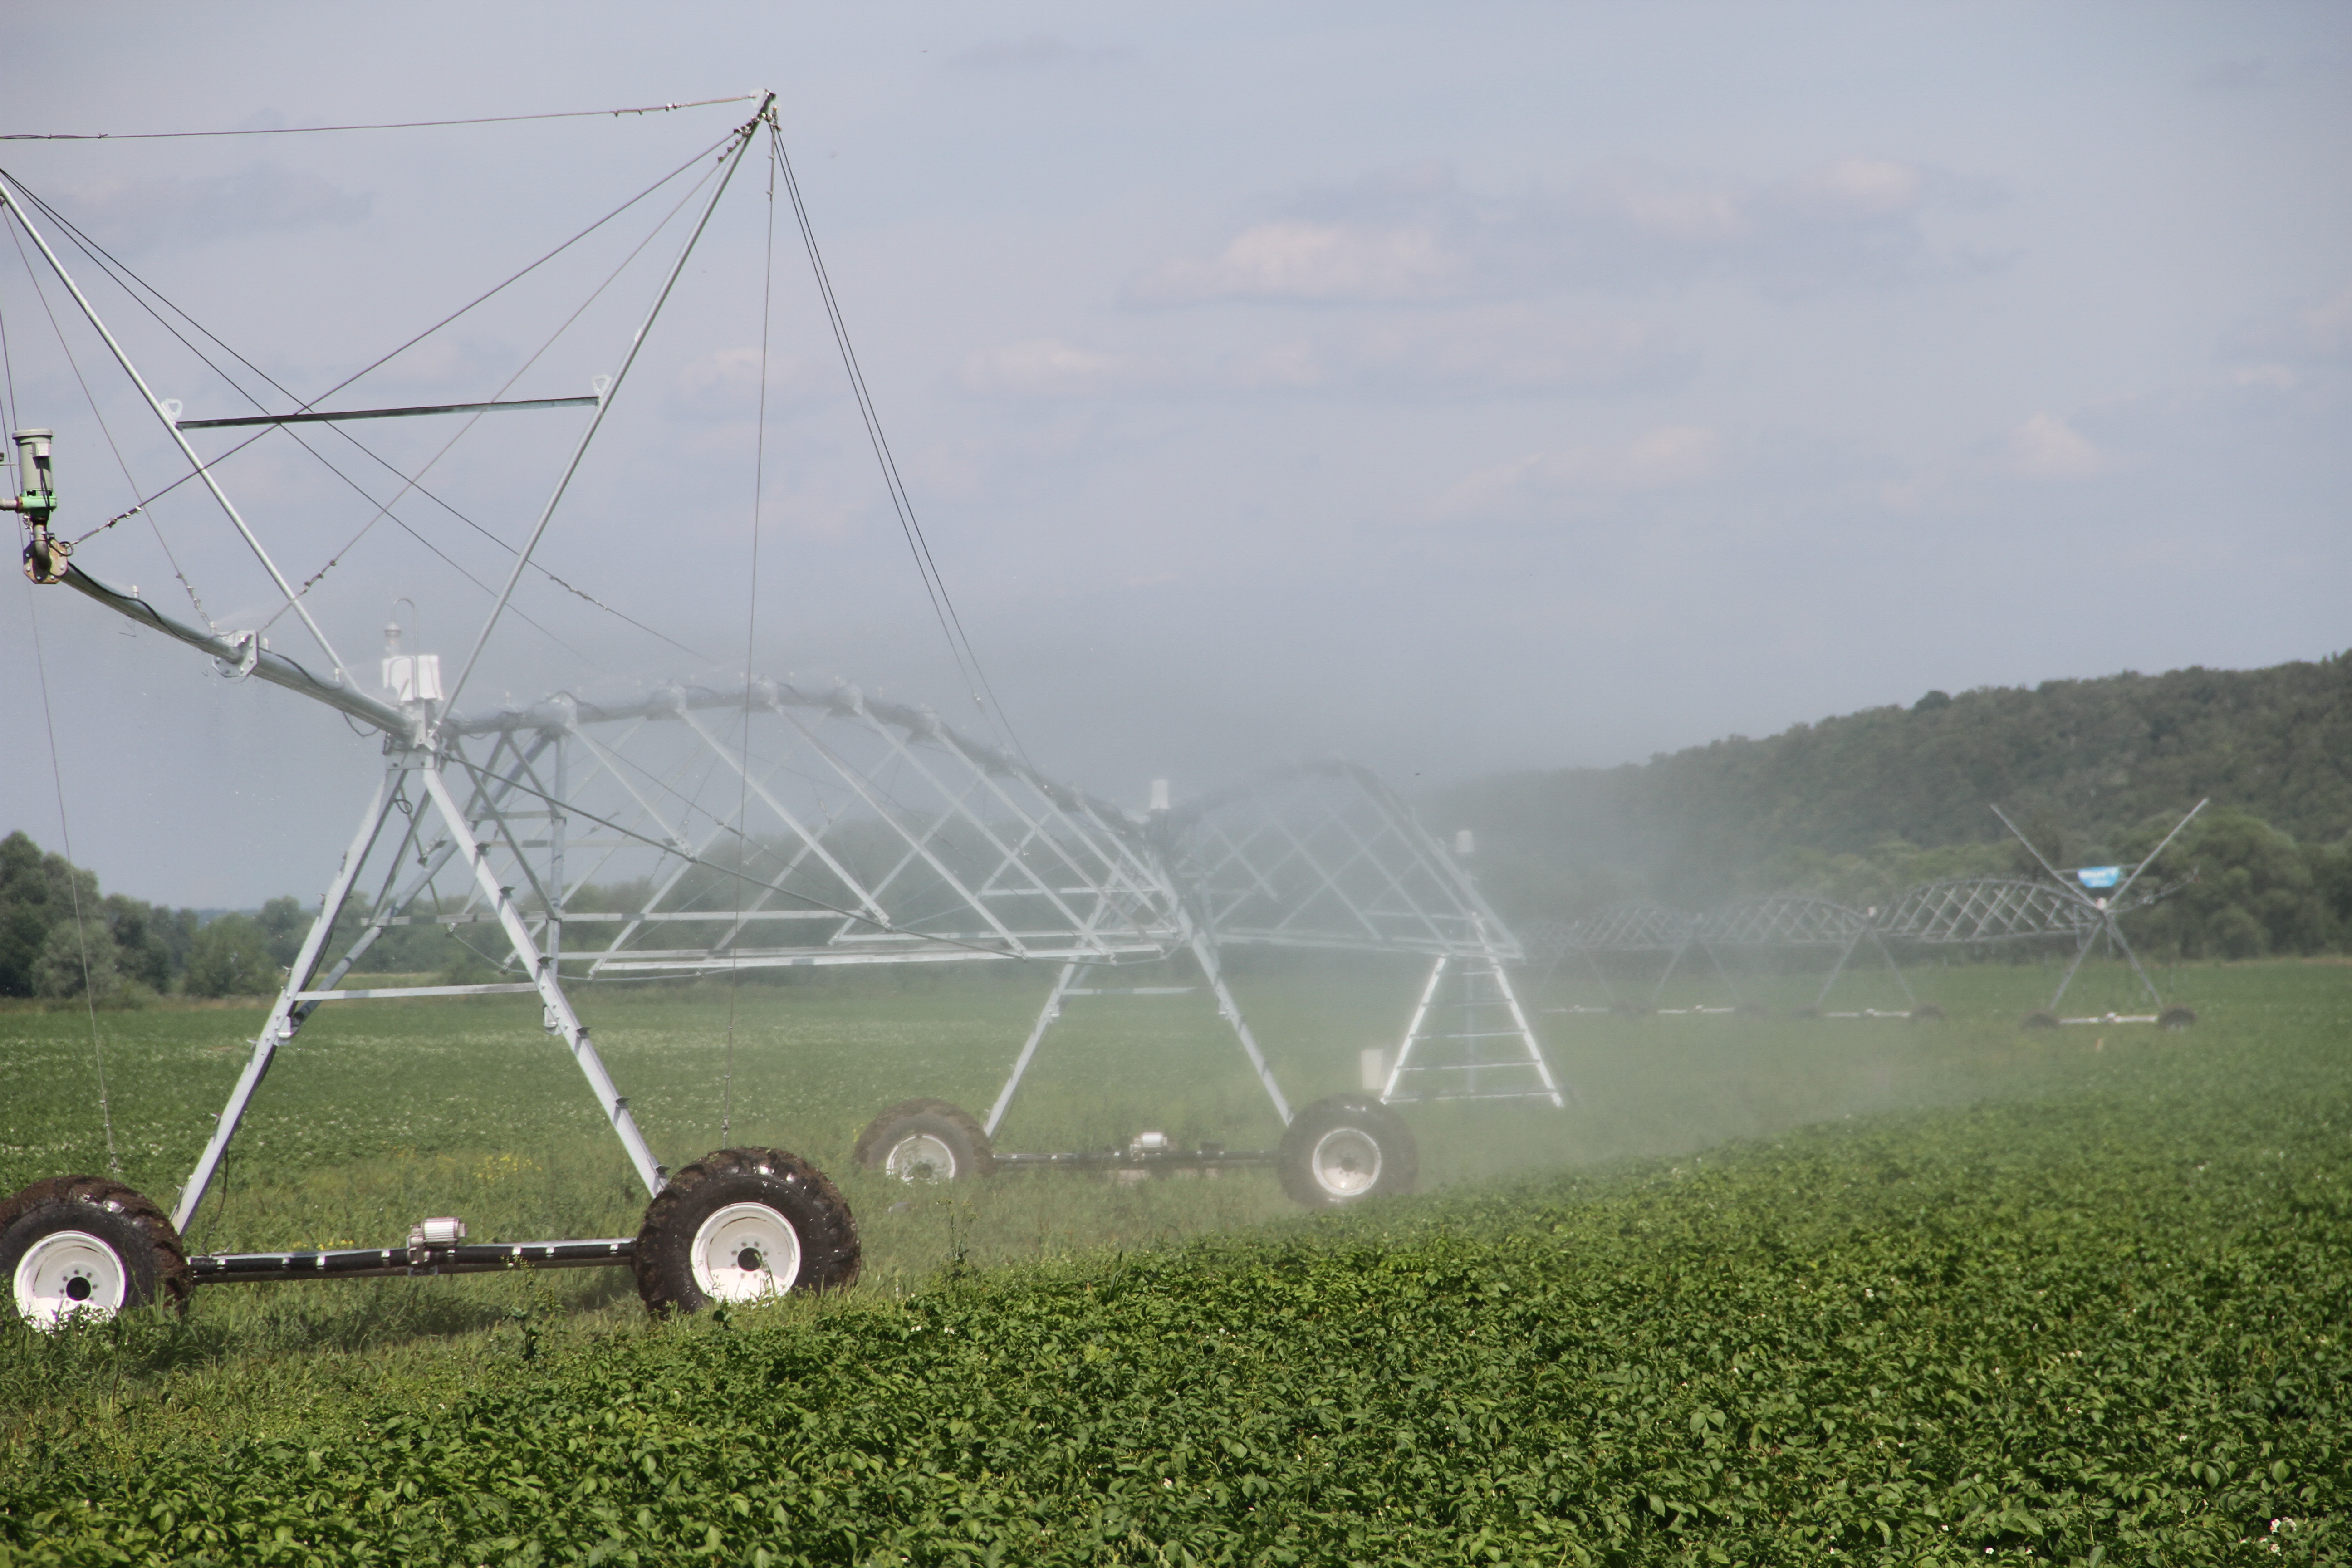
[1277,1095,1417,1209]
[1,1176,190,1329]
[1909,1004,1945,1022]
[2019,1009,2061,1030]
[2158,1004,2197,1031]
[852,1098,994,1182]
[1734,1001,1770,1019]
[634,1148,858,1317]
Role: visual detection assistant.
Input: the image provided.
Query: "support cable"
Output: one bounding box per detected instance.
[5,93,761,142]
[0,172,350,679]
[439,751,1024,963]
[2,213,212,623]
[11,206,597,664]
[18,577,124,1177]
[767,124,1036,772]
[1,133,725,513]
[439,105,772,721]
[252,162,730,644]
[723,141,783,1143]
[6,154,725,657]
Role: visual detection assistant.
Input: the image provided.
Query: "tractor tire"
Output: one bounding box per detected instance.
[1,1176,190,1329]
[634,1148,858,1317]
[2019,1009,2061,1030]
[852,1099,994,1182]
[1909,1004,1946,1022]
[2158,1005,2197,1031]
[1276,1095,1418,1209]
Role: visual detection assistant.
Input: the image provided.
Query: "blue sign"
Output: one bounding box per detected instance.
[2075,866,2122,890]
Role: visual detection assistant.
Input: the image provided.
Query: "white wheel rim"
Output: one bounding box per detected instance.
[885,1132,957,1183]
[1310,1126,1382,1199]
[14,1230,128,1329]
[689,1201,802,1303]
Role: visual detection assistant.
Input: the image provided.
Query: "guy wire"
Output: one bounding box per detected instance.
[20,577,124,1177]
[725,136,783,1144]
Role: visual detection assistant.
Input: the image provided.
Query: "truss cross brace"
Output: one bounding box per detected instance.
[170,754,666,1235]
[983,921,1294,1139]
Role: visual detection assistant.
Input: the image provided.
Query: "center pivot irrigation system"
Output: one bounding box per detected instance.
[846,760,1566,1211]
[1,100,1565,1329]
[1527,800,2208,1027]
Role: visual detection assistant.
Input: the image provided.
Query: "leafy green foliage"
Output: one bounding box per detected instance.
[0,832,200,1001]
[2122,807,2339,960]
[1439,652,2352,939]
[181,915,280,1000]
[0,962,2342,1564]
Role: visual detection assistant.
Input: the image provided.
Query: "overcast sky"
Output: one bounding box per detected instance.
[3,2,2346,907]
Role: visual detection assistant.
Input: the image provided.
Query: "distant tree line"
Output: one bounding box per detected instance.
[0,831,491,1004]
[1435,654,2352,961]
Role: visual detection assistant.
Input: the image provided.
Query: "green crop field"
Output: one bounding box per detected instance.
[1,954,2345,1564]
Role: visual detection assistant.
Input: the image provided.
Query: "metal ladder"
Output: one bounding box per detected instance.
[1382,941,1566,1107]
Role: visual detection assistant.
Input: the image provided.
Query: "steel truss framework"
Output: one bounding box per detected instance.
[1875,878,2104,946]
[1522,801,2208,1022]
[985,760,1567,1126]
[442,680,1180,975]
[159,671,1228,1233]
[1976,800,2208,1016]
[1533,897,1913,1013]
[1668,895,1914,1012]
[4,109,1572,1297]
[1529,904,1692,1004]
[1170,762,1560,1109]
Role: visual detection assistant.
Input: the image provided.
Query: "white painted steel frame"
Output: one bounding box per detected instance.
[428,680,1184,975]
[171,745,667,1233]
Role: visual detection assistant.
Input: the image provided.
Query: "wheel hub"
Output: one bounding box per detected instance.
[1309,1126,1382,1198]
[688,1201,803,1303]
[885,1132,957,1183]
[14,1229,128,1329]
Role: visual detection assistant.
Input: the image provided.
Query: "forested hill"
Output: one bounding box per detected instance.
[1434,653,2352,940]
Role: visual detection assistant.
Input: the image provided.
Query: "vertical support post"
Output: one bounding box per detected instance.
[1702,938,1744,1006]
[1384,955,1450,1102]
[172,768,404,1233]
[1813,932,1862,1009]
[1578,945,1617,1007]
[985,961,1084,1138]
[1485,946,1567,1107]
[1872,930,1916,1006]
[1188,926,1292,1125]
[417,764,666,1196]
[545,728,566,977]
[2106,916,2164,1009]
[2048,926,2098,1011]
[1649,938,1689,1006]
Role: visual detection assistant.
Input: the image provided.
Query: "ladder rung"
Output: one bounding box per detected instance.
[1407,1029,1532,1041]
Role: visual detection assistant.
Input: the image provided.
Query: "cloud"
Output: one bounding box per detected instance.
[958,312,1690,402]
[666,346,810,422]
[58,164,372,255]
[2225,281,2352,369]
[958,338,1164,397]
[1130,157,1994,307]
[1132,220,1462,305]
[951,34,1127,70]
[2005,412,2108,480]
[1441,425,1720,513]
[1238,312,1693,397]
